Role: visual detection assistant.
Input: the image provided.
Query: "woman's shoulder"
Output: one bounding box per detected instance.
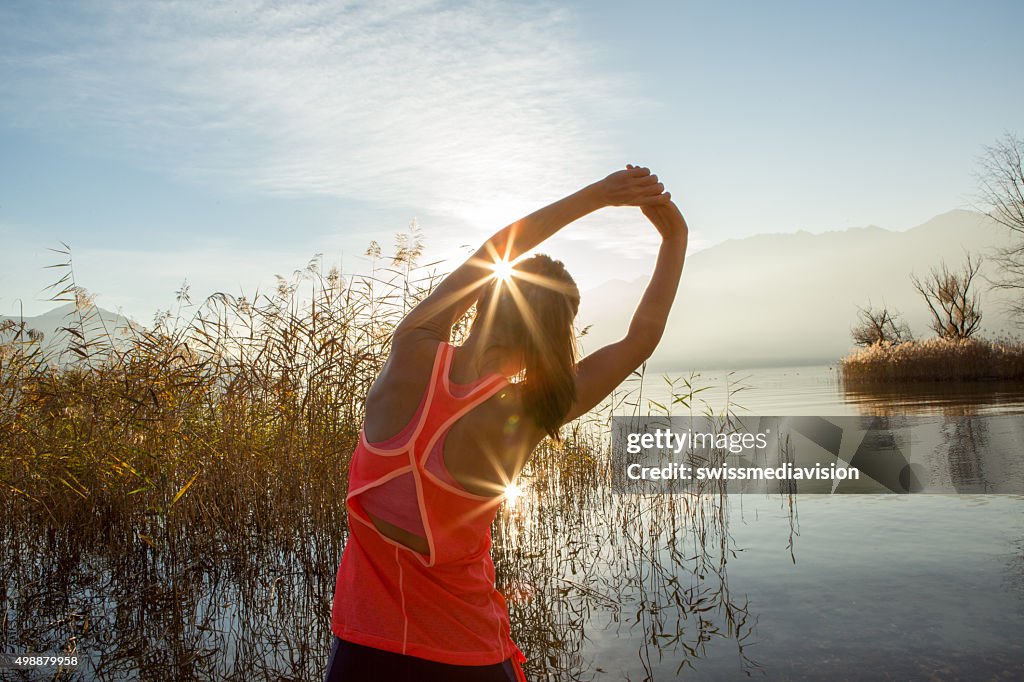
[374,334,445,388]
[363,335,446,441]
[390,329,447,365]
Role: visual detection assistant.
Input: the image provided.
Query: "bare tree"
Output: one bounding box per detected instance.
[851,305,912,346]
[977,133,1024,317]
[910,253,984,340]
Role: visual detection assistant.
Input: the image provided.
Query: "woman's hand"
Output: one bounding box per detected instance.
[614,163,686,241]
[596,165,670,207]
[641,199,687,242]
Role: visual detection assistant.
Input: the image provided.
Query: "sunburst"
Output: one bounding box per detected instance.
[490,257,515,284]
[503,481,524,508]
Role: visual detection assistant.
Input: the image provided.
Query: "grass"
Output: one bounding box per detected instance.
[1,237,770,680]
[839,336,1024,385]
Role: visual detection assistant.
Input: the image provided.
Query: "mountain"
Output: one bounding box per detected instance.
[576,210,1021,370]
[1,302,138,355]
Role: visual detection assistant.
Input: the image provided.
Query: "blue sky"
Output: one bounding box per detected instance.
[2,0,1022,321]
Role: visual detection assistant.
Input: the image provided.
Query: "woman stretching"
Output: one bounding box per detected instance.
[327,165,688,681]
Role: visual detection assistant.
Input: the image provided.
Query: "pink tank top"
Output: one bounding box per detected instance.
[331,341,528,679]
[357,374,486,535]
[360,425,468,532]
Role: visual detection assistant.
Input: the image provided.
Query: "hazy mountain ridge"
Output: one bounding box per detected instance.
[1,302,137,354]
[577,210,1020,370]
[6,210,1018,371]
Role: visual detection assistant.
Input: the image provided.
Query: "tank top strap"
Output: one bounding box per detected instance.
[357,341,450,456]
[437,342,508,402]
[413,343,509,469]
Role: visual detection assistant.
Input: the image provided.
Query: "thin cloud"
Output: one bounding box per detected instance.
[1,0,634,230]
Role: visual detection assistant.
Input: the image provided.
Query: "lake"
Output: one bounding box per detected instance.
[553,364,1024,679]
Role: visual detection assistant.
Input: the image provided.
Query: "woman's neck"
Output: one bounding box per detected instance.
[455,334,520,380]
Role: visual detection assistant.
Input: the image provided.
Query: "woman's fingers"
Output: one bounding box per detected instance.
[636,192,672,205]
[605,165,668,205]
[627,182,665,202]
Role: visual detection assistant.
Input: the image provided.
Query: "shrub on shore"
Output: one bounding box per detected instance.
[839,336,1024,384]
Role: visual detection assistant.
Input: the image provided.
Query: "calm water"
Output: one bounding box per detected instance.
[4,366,1023,680]
[630,364,1024,416]
[577,365,1024,680]
[581,494,1024,680]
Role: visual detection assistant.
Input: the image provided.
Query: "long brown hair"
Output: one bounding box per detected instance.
[475,254,580,440]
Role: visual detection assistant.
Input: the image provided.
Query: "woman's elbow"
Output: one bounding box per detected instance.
[625,324,666,362]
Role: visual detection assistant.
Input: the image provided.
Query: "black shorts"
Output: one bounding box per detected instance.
[324,636,519,682]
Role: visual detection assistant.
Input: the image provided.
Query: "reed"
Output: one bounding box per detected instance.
[839,336,1024,385]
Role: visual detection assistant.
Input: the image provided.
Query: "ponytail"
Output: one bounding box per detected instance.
[478,254,580,441]
[521,274,578,440]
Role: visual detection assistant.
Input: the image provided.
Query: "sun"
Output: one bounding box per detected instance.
[503,481,523,508]
[490,258,515,283]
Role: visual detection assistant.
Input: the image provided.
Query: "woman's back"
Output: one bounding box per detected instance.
[365,335,538,496]
[333,340,528,670]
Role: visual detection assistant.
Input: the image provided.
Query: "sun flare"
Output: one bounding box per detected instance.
[503,481,523,507]
[490,258,515,283]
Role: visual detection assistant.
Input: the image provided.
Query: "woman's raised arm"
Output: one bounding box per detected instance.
[562,196,689,423]
[393,167,669,340]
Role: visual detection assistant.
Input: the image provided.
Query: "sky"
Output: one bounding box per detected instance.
[1,0,1022,321]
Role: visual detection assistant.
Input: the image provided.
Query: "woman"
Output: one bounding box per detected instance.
[327,165,688,681]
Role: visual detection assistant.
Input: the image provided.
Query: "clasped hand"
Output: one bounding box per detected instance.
[598,165,669,207]
[597,164,686,240]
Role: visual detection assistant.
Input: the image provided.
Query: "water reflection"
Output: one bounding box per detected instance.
[846,407,1024,494]
[490,434,769,679]
[944,415,989,492]
[2,475,766,680]
[1,516,344,680]
[841,378,1024,416]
